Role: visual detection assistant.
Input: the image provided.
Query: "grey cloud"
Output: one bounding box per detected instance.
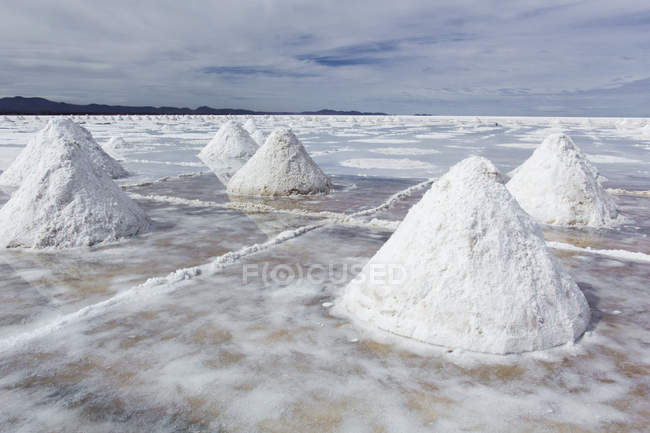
[201,66,316,78]
[0,0,648,114]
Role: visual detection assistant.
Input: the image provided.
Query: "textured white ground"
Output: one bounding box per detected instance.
[0,114,648,432]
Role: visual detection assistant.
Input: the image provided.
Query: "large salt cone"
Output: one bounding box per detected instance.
[0,118,127,187]
[336,156,590,354]
[0,121,149,248]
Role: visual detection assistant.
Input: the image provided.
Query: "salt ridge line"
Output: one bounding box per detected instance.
[131,189,650,262]
[350,178,435,217]
[125,159,205,167]
[127,192,399,231]
[606,188,650,197]
[128,192,344,219]
[119,171,210,188]
[0,223,323,352]
[548,241,650,263]
[128,176,434,220]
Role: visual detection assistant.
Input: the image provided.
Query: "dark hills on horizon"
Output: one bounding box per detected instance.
[0,96,387,116]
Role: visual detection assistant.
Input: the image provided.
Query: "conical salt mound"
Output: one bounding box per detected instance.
[251,129,266,146]
[0,119,128,187]
[103,136,133,160]
[227,128,332,196]
[0,121,149,248]
[336,156,590,354]
[243,118,257,133]
[198,121,259,183]
[507,134,619,227]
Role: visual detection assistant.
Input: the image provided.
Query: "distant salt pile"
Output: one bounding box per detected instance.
[336,156,590,354]
[0,119,127,187]
[641,124,650,137]
[507,134,620,227]
[198,120,259,183]
[227,128,332,196]
[243,118,257,134]
[103,136,133,160]
[251,129,266,146]
[0,120,149,248]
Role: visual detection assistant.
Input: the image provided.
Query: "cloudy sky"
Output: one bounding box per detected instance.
[1,0,649,115]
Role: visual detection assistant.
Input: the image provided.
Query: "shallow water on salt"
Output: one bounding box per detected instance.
[0,115,648,432]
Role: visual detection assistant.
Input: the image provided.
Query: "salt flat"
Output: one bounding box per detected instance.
[0,114,648,432]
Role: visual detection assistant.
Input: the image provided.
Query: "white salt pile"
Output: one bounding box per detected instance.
[336,156,590,355]
[507,134,620,227]
[102,136,133,160]
[0,120,149,248]
[0,119,127,187]
[227,128,332,196]
[641,124,650,137]
[251,129,266,146]
[243,118,268,145]
[198,120,258,183]
[243,118,257,134]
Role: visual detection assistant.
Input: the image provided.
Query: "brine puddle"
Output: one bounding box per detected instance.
[0,174,648,433]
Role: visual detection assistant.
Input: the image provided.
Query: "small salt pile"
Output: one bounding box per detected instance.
[0,120,149,248]
[198,120,259,183]
[243,118,257,134]
[336,156,590,355]
[227,128,332,196]
[243,118,267,144]
[641,124,650,137]
[507,133,619,227]
[0,119,127,187]
[251,129,266,146]
[102,136,133,160]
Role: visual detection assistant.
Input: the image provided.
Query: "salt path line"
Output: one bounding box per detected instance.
[547,241,650,264]
[0,224,323,352]
[127,177,434,223]
[350,178,435,217]
[128,192,400,231]
[130,184,650,263]
[128,192,344,219]
[123,173,433,216]
[606,188,650,198]
[124,159,205,167]
[119,171,209,188]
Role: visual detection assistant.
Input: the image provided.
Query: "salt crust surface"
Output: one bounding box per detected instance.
[340,158,435,170]
[371,147,440,155]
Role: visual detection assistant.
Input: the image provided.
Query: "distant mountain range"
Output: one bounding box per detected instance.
[0,96,387,116]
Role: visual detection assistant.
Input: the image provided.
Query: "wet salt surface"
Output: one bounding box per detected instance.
[0,115,648,432]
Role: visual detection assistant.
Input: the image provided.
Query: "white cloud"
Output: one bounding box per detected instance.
[1,0,649,114]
